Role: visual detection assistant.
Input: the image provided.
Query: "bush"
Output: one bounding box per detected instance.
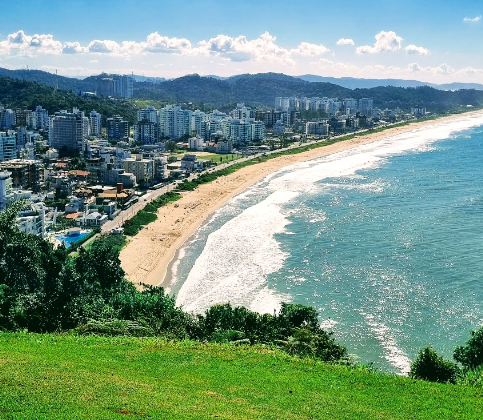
[210,329,246,343]
[410,347,460,384]
[76,319,155,337]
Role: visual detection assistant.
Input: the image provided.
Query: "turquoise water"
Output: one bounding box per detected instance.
[170,113,483,374]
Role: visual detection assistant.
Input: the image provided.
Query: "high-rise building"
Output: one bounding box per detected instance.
[49,109,89,152]
[342,98,358,115]
[33,106,49,130]
[15,109,32,127]
[96,75,134,98]
[114,75,134,98]
[96,77,115,97]
[0,171,13,210]
[137,106,159,124]
[89,110,102,136]
[358,98,374,116]
[190,110,208,139]
[134,120,159,144]
[0,159,40,192]
[0,108,16,129]
[107,116,130,140]
[0,130,16,161]
[159,105,192,139]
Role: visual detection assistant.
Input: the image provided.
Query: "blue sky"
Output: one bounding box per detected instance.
[0,0,481,83]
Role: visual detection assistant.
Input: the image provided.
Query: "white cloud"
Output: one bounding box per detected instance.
[408,63,458,76]
[0,30,63,55]
[463,15,481,23]
[196,32,294,63]
[290,42,330,56]
[405,44,430,55]
[144,32,191,53]
[435,63,454,75]
[408,63,422,72]
[62,42,88,54]
[356,31,403,54]
[88,39,121,54]
[336,38,355,46]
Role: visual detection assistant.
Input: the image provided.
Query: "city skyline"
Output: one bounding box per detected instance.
[0,0,482,84]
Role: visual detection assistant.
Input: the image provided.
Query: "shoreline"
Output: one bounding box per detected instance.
[119,110,483,290]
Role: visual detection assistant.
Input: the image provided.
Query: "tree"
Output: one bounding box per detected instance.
[410,347,460,384]
[165,140,177,153]
[454,327,483,371]
[75,239,125,299]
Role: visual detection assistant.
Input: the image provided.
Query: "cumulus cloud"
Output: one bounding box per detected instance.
[356,31,403,54]
[336,38,355,46]
[144,32,191,53]
[88,39,121,54]
[405,44,430,55]
[463,15,481,23]
[0,30,63,55]
[408,63,422,72]
[408,63,456,76]
[290,42,330,56]
[435,63,454,75]
[62,42,88,54]
[196,32,294,63]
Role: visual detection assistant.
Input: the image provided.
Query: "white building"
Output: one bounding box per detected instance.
[137,106,159,124]
[89,110,102,136]
[0,171,13,210]
[49,109,89,152]
[121,154,155,183]
[305,121,329,136]
[32,106,50,130]
[159,105,192,139]
[190,110,208,139]
[189,136,205,151]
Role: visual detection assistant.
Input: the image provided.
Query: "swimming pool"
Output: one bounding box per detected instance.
[55,231,90,248]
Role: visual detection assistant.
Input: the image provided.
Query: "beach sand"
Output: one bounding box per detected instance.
[119,111,483,290]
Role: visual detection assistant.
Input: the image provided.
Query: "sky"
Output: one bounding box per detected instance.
[0,0,482,84]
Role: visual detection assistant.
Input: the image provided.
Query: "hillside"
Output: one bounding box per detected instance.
[1,333,482,420]
[2,67,483,111]
[134,73,483,111]
[296,75,483,91]
[0,77,136,123]
[0,67,94,92]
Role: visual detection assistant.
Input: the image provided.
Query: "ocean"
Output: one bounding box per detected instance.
[169,113,483,374]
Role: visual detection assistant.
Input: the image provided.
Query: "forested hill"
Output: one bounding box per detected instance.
[0,67,94,92]
[0,77,136,123]
[2,67,483,112]
[135,73,483,111]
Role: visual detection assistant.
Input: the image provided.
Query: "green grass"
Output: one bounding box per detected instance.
[0,333,482,419]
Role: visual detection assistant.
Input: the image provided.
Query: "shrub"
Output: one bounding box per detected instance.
[410,347,460,384]
[76,319,155,337]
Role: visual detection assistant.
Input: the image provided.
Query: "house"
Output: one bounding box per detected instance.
[84,211,108,226]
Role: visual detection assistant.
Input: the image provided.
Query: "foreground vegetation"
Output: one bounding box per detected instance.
[1,333,482,420]
[0,201,347,364]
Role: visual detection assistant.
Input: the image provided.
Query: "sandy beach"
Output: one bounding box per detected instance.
[119,111,483,290]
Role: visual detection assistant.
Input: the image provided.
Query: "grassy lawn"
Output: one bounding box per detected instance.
[1,333,482,419]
